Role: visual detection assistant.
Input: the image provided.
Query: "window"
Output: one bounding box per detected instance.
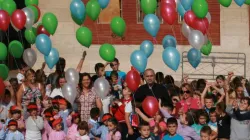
[178,14,184,24]
[98,0,122,24]
[137,0,163,23]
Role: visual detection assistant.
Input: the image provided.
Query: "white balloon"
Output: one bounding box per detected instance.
[93,77,110,99]
[188,30,205,50]
[22,7,35,29]
[65,68,79,86]
[23,48,37,67]
[181,21,192,38]
[62,83,77,105]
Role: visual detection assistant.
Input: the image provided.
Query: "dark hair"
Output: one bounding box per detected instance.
[201,126,212,135]
[156,72,164,84]
[168,86,180,96]
[113,58,119,63]
[209,107,216,115]
[138,121,150,130]
[216,75,225,81]
[204,94,214,101]
[197,110,209,120]
[197,79,206,93]
[161,102,174,111]
[107,117,119,126]
[90,107,100,119]
[35,69,46,83]
[241,97,250,106]
[185,111,196,126]
[9,78,18,84]
[190,80,197,91]
[167,117,178,126]
[110,71,118,78]
[55,75,65,89]
[94,63,104,73]
[216,102,226,112]
[56,57,66,71]
[79,73,92,90]
[164,75,174,85]
[77,121,89,131]
[4,89,10,97]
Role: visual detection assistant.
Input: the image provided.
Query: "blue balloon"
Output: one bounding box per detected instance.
[44,48,59,69]
[162,47,180,71]
[187,48,201,68]
[35,34,52,56]
[98,0,110,9]
[143,14,160,37]
[234,0,245,6]
[140,40,154,58]
[180,0,194,10]
[177,2,186,18]
[130,50,147,73]
[70,0,85,20]
[162,35,177,49]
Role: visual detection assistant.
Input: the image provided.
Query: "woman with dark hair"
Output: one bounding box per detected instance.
[48,76,66,98]
[76,73,102,121]
[156,72,164,84]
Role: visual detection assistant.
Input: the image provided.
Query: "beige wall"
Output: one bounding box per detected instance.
[31,1,250,81]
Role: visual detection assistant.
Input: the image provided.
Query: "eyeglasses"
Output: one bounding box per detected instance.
[172,98,179,102]
[181,90,191,94]
[110,63,118,67]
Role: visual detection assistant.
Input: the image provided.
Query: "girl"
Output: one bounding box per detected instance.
[47,117,66,140]
[25,103,44,140]
[107,117,121,140]
[191,110,209,135]
[75,121,90,140]
[6,106,25,134]
[42,108,53,140]
[67,112,80,140]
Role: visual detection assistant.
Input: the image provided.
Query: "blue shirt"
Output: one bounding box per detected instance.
[105,71,126,85]
[0,129,24,140]
[163,134,184,140]
[88,118,100,140]
[91,125,108,140]
[59,109,70,133]
[191,124,204,135]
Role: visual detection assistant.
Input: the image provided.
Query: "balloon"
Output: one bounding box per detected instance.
[161,0,176,8]
[37,24,50,36]
[0,42,7,60]
[110,17,126,37]
[191,0,208,18]
[188,30,204,50]
[140,0,157,14]
[2,0,16,15]
[65,68,80,86]
[181,21,192,38]
[184,10,196,27]
[142,96,159,117]
[86,0,101,21]
[25,0,38,6]
[99,43,116,62]
[245,0,250,4]
[35,34,52,56]
[0,78,4,96]
[181,0,194,10]
[11,10,26,31]
[24,27,36,44]
[234,0,245,6]
[23,48,37,67]
[0,10,10,31]
[70,0,85,21]
[44,48,59,69]
[76,27,92,48]
[8,40,24,58]
[162,47,180,71]
[143,14,160,37]
[192,17,209,35]
[187,48,201,68]
[22,7,34,29]
[177,1,186,17]
[62,83,77,105]
[98,0,110,9]
[218,0,232,6]
[125,69,141,91]
[201,40,212,56]
[206,12,211,24]
[162,35,177,49]
[130,50,147,73]
[0,64,9,80]
[161,4,177,25]
[140,40,154,58]
[94,77,110,99]
[27,5,40,22]
[42,12,58,35]
[71,13,85,25]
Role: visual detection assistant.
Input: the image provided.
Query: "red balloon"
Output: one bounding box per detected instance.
[0,78,5,96]
[33,5,41,22]
[192,17,209,35]
[125,70,140,91]
[184,10,196,27]
[142,96,159,117]
[11,10,26,30]
[37,25,50,36]
[161,0,176,8]
[0,10,10,31]
[161,4,177,25]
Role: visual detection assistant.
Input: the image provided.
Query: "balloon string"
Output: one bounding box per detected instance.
[171,25,177,43]
[202,19,214,45]
[152,37,158,44]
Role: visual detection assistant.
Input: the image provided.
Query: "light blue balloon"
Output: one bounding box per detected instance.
[44,48,59,69]
[234,0,245,6]
[180,0,193,10]
[162,47,180,71]
[130,50,147,73]
[177,2,186,18]
[143,14,160,37]
[187,48,201,68]
[35,34,52,56]
[70,0,85,20]
[140,40,154,58]
[162,35,177,49]
[98,0,110,9]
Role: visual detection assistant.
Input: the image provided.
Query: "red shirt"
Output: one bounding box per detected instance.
[180,97,201,113]
[111,98,132,122]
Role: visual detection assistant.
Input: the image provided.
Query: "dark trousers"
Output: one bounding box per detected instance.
[119,122,139,140]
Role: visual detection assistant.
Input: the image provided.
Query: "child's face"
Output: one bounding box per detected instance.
[59,78,66,87]
[111,75,118,83]
[139,125,150,138]
[205,99,214,109]
[79,129,87,136]
[30,110,37,116]
[171,96,180,106]
[201,132,210,140]
[107,122,116,131]
[167,124,178,135]
[97,67,105,77]
[74,118,80,124]
[239,99,249,111]
[12,113,21,120]
[8,125,17,131]
[199,116,207,125]
[236,87,244,98]
[216,79,224,88]
[59,104,67,110]
[55,123,62,131]
[122,87,131,97]
[209,112,217,123]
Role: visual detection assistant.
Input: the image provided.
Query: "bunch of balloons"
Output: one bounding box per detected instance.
[219,0,250,7]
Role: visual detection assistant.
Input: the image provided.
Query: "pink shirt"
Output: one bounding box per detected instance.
[48,130,66,140]
[42,120,50,140]
[67,124,78,139]
[106,131,121,140]
[180,97,201,113]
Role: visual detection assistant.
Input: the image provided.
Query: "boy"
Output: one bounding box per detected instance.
[0,119,24,140]
[216,102,231,140]
[200,126,212,140]
[91,63,105,83]
[88,107,100,140]
[163,117,184,140]
[136,122,159,140]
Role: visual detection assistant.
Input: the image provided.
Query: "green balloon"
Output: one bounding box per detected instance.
[76,27,92,48]
[0,64,9,80]
[86,0,101,21]
[25,27,37,44]
[27,5,39,22]
[0,0,4,9]
[99,44,116,62]
[2,0,16,15]
[201,41,212,56]
[71,13,85,26]
[0,43,7,60]
[110,17,126,37]
[42,12,58,35]
[218,0,232,7]
[25,0,38,6]
[245,0,250,4]
[8,40,24,58]
[191,0,208,18]
[140,0,157,14]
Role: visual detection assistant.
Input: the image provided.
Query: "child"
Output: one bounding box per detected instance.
[48,117,66,140]
[67,112,80,139]
[0,120,24,140]
[88,107,100,140]
[42,108,53,140]
[107,117,121,140]
[58,98,70,133]
[192,110,209,135]
[17,66,26,85]
[75,121,90,140]
[163,117,184,140]
[110,71,122,99]
[216,102,231,140]
[91,113,112,140]
[200,126,212,140]
[136,122,159,140]
[6,106,25,134]
[207,108,218,139]
[25,103,44,140]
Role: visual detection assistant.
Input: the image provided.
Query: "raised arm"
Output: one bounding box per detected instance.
[41,62,46,71]
[76,51,86,73]
[211,84,225,103]
[201,82,210,107]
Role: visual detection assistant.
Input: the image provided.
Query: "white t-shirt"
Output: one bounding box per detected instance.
[17,73,24,84]
[125,101,132,113]
[75,133,90,140]
[49,88,64,98]
[101,95,114,114]
[0,101,15,121]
